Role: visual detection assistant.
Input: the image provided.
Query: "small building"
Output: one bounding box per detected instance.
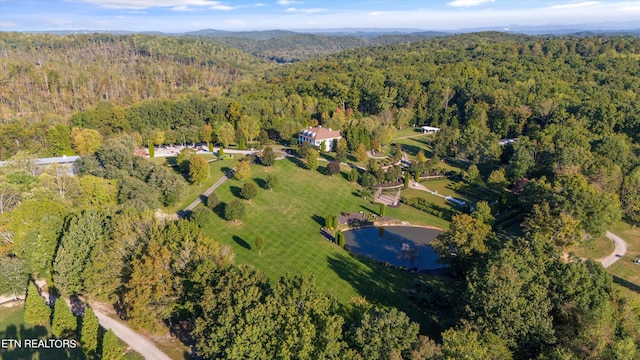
[498,138,519,146]
[421,126,440,134]
[298,126,342,151]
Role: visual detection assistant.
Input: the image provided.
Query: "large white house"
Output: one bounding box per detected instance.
[298,126,342,151]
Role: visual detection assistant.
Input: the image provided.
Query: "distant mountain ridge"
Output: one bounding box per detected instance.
[18,23,639,63]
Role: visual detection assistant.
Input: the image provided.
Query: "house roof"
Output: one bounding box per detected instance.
[421,126,440,131]
[300,126,341,141]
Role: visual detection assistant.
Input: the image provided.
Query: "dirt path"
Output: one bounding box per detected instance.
[598,231,628,268]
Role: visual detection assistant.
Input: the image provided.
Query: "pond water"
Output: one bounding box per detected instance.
[343,226,444,270]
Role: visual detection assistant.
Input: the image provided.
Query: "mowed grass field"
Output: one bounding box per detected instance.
[604,221,640,292]
[196,158,460,335]
[0,303,144,360]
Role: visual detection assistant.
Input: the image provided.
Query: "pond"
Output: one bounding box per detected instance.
[343,226,444,270]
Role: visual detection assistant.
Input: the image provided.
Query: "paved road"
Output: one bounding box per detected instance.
[181,172,231,214]
[599,231,628,268]
[92,308,172,360]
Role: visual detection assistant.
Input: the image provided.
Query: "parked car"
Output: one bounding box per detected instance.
[633,260,640,265]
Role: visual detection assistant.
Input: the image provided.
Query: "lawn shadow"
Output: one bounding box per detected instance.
[360,204,377,214]
[254,178,267,189]
[233,235,251,250]
[285,156,306,169]
[613,275,640,294]
[0,323,84,360]
[311,215,326,227]
[230,186,242,198]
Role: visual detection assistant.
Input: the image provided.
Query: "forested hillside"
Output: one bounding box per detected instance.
[0,33,269,123]
[185,31,444,63]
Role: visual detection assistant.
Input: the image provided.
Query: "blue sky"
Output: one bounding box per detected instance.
[1,0,639,32]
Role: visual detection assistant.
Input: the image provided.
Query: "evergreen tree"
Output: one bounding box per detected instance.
[261,146,276,166]
[102,329,124,360]
[52,298,77,337]
[348,169,359,182]
[148,142,154,158]
[81,307,100,356]
[379,204,386,217]
[206,192,219,210]
[306,148,319,171]
[224,199,246,222]
[24,281,51,326]
[255,236,265,255]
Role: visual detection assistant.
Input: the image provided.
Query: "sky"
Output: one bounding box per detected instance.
[1,0,639,32]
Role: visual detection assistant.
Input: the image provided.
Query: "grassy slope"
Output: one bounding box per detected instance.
[197,158,459,335]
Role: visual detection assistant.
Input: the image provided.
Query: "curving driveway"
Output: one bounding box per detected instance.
[598,231,628,268]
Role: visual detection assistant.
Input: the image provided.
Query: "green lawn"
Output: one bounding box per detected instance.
[572,234,615,259]
[605,221,640,292]
[0,303,144,360]
[196,159,459,336]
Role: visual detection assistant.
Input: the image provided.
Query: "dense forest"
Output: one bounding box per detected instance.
[1,31,640,359]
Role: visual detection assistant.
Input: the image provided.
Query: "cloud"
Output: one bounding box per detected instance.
[285,7,326,13]
[0,21,19,27]
[254,3,266,6]
[277,0,300,5]
[549,1,600,9]
[70,0,233,10]
[447,0,495,7]
[209,4,235,10]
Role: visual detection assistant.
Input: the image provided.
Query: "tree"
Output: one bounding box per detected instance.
[240,182,257,201]
[11,199,68,278]
[52,299,77,337]
[621,166,640,223]
[523,202,583,249]
[298,141,312,158]
[327,161,341,176]
[404,173,410,188]
[148,142,154,158]
[261,146,276,166]
[81,307,100,356]
[464,164,480,183]
[102,329,124,360]
[265,174,278,191]
[53,210,105,295]
[355,143,368,162]
[348,168,359,182]
[320,140,327,153]
[471,201,495,225]
[77,175,118,208]
[255,236,265,255]
[336,231,345,247]
[176,147,196,172]
[206,192,219,210]
[24,282,50,326]
[379,203,386,217]
[218,146,224,157]
[488,168,508,189]
[346,307,419,360]
[431,214,491,276]
[189,155,210,185]
[0,180,21,215]
[215,122,235,148]
[199,123,214,143]
[72,128,103,155]
[306,148,319,171]
[0,257,29,299]
[234,160,251,181]
[336,138,348,163]
[440,327,489,360]
[224,199,246,222]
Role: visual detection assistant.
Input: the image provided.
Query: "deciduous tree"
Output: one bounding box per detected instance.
[255,236,265,255]
[189,155,210,185]
[261,146,276,166]
[224,199,246,222]
[306,148,319,171]
[240,182,257,201]
[234,160,251,181]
